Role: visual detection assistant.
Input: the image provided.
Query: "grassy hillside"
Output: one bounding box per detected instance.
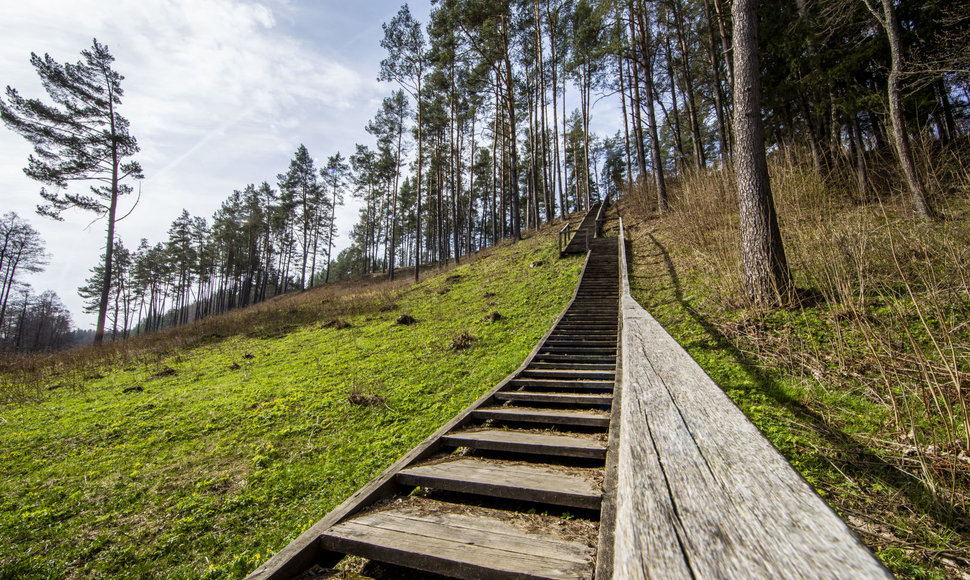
[617,151,969,579]
[0,227,583,579]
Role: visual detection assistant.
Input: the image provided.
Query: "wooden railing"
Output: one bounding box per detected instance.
[557,222,573,257]
[594,193,611,238]
[608,218,891,578]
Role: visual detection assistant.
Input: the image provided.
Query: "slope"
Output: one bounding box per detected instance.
[0,226,583,579]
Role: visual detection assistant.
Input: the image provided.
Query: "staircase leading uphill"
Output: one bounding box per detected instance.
[561,202,603,256]
[248,208,619,580]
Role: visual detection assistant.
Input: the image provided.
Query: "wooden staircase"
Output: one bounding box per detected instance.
[248,209,619,580]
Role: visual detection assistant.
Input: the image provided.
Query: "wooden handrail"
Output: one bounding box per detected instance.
[557,222,572,256]
[594,193,611,238]
[609,218,890,578]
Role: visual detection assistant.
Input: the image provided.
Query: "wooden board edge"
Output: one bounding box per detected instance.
[595,225,624,580]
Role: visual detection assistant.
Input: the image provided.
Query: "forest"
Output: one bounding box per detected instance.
[1,0,967,351]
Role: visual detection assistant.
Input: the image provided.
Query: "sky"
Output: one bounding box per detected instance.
[1,0,624,330]
[0,0,433,329]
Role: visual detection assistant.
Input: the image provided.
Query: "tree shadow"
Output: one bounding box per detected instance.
[632,229,970,541]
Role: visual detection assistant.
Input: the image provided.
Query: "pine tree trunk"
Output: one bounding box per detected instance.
[95,134,119,347]
[635,0,668,213]
[618,33,633,183]
[627,6,648,190]
[674,0,705,171]
[702,0,730,162]
[868,0,932,219]
[502,15,522,241]
[664,33,686,172]
[546,2,565,219]
[733,0,792,306]
[414,74,424,283]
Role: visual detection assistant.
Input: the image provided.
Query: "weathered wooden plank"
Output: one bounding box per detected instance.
[472,407,610,427]
[443,429,607,459]
[526,362,616,371]
[321,508,593,580]
[508,378,615,390]
[396,458,601,509]
[611,218,891,579]
[495,392,613,405]
[531,355,616,364]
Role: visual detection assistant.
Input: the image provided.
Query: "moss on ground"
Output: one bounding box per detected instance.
[0,230,583,579]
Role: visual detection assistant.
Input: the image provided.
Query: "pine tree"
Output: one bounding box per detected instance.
[0,39,143,346]
[381,5,427,282]
[733,0,792,305]
[322,153,348,284]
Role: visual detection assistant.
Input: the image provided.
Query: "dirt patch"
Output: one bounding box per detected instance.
[450,331,475,351]
[396,314,417,325]
[151,367,176,378]
[322,319,352,330]
[483,311,503,322]
[348,385,387,408]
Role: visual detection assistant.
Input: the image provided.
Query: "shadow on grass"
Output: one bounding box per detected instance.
[634,229,970,542]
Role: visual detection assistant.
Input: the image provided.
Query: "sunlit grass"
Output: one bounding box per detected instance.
[0,227,583,579]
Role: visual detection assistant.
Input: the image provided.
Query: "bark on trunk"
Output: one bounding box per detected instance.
[733,0,792,306]
[865,0,932,219]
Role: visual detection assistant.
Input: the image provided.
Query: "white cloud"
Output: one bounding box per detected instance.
[0,0,413,328]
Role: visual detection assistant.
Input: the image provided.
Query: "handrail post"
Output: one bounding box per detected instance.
[558,222,572,257]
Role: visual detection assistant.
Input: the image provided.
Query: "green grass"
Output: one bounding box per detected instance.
[0,231,583,579]
[620,197,968,579]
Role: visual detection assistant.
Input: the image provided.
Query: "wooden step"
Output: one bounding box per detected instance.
[539,347,617,355]
[519,369,615,381]
[546,334,617,342]
[496,392,613,406]
[320,505,595,580]
[396,459,602,509]
[442,429,607,459]
[531,355,617,365]
[527,362,616,371]
[550,329,617,335]
[543,340,617,347]
[472,407,611,427]
[511,376,613,387]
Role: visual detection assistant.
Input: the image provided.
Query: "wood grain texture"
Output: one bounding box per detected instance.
[443,429,607,459]
[396,458,601,508]
[321,507,594,580]
[472,407,610,427]
[611,218,892,579]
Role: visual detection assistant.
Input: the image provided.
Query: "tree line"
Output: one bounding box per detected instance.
[336,0,966,294]
[0,212,75,352]
[2,0,967,347]
[73,146,348,340]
